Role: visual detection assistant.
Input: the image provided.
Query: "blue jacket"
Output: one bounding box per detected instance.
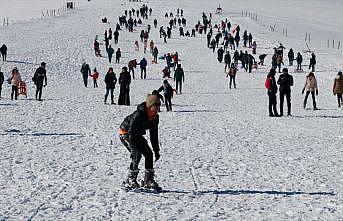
[140,58,147,69]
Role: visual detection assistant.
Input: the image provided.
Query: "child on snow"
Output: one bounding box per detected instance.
[90,68,99,88]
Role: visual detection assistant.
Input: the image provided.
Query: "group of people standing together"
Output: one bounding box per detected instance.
[0,62,47,101]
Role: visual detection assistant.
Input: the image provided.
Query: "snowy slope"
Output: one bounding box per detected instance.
[0,0,342,220]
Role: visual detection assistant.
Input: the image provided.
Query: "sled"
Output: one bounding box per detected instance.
[18,81,27,98]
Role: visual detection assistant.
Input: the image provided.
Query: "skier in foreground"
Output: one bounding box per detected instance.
[119,94,162,191]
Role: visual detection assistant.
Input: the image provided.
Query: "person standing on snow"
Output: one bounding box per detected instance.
[104,67,117,104]
[90,68,99,88]
[309,53,316,72]
[157,79,174,111]
[333,71,343,108]
[8,67,22,100]
[80,62,91,87]
[288,48,294,66]
[224,51,231,71]
[277,68,294,116]
[115,48,121,63]
[139,57,148,79]
[174,64,185,94]
[302,72,318,110]
[226,63,237,89]
[119,94,161,190]
[33,62,47,101]
[0,67,4,98]
[217,47,224,63]
[118,66,131,105]
[107,45,114,63]
[296,52,303,71]
[0,44,7,61]
[265,68,279,117]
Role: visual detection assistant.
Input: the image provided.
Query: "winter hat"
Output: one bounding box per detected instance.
[41,62,46,66]
[282,68,288,73]
[146,94,161,107]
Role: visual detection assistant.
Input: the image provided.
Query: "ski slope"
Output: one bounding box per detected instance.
[0,0,342,220]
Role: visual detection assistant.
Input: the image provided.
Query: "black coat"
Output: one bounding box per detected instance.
[267,75,278,94]
[104,72,117,89]
[119,71,131,92]
[277,73,294,93]
[0,71,4,85]
[34,67,47,85]
[81,63,91,76]
[174,67,184,82]
[120,102,159,152]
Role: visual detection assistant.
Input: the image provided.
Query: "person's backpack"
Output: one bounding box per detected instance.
[265,77,272,90]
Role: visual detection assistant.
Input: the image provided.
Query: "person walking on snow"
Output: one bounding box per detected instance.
[119,94,161,190]
[302,72,318,110]
[80,62,91,87]
[33,62,47,101]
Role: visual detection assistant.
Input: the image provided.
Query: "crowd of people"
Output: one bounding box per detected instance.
[1,3,343,193]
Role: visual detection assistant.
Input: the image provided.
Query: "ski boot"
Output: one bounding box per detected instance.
[123,169,140,189]
[143,169,162,191]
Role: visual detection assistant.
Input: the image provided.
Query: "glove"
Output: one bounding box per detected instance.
[301,88,305,95]
[316,89,318,95]
[154,152,160,162]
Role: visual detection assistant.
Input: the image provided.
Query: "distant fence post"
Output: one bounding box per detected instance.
[305,33,307,42]
[327,39,329,48]
[333,39,335,48]
[338,41,341,50]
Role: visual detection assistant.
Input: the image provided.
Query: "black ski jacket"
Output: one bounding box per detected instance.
[120,102,160,152]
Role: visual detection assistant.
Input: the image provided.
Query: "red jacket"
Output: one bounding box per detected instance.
[91,71,99,80]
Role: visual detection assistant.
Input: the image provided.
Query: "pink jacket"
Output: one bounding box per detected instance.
[10,71,22,86]
[304,75,317,92]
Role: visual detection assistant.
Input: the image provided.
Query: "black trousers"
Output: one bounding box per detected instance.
[141,67,146,79]
[0,85,2,98]
[337,94,343,107]
[304,91,316,108]
[229,75,236,89]
[280,91,291,115]
[129,67,135,79]
[164,95,172,111]
[176,80,182,94]
[268,92,278,116]
[93,80,98,88]
[35,84,43,100]
[83,75,88,87]
[120,134,154,170]
[11,85,18,100]
[105,88,114,103]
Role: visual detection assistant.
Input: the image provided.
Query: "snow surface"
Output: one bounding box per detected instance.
[0,0,342,220]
